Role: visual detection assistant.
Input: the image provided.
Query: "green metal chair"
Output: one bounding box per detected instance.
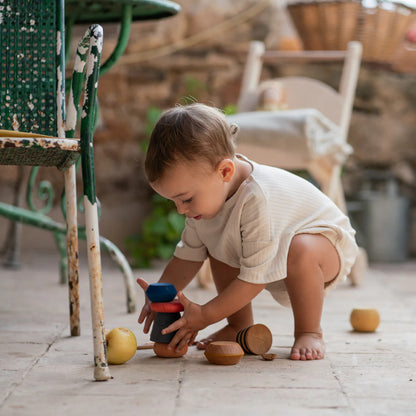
[0,0,115,381]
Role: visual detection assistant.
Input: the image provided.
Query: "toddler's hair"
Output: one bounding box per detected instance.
[145,103,238,182]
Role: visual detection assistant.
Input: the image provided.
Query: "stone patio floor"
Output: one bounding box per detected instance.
[1,250,415,415]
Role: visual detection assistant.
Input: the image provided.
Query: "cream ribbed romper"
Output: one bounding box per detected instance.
[174,156,358,307]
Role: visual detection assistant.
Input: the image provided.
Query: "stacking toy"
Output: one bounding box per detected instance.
[146,283,187,357]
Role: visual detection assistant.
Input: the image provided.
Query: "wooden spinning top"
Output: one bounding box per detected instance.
[153,342,188,358]
[204,341,244,365]
[236,324,273,355]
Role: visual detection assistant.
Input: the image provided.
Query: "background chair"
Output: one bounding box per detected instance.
[237,40,367,285]
[0,1,115,381]
[235,40,362,213]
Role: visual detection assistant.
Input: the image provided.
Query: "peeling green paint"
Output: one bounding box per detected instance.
[66,25,103,205]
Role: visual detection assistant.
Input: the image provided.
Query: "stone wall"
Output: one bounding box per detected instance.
[1,0,415,258]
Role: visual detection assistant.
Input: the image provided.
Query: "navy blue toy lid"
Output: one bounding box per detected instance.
[146,282,177,302]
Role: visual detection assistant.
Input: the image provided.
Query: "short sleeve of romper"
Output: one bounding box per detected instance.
[175,218,207,262]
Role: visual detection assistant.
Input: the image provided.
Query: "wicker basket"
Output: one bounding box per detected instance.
[287,0,415,63]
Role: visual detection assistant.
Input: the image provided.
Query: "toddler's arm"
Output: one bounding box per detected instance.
[160,256,203,290]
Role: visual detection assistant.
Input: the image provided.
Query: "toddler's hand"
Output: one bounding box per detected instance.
[136,278,156,334]
[162,291,207,352]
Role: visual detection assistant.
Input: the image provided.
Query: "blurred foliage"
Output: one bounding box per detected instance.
[223,104,237,115]
[127,106,183,268]
[140,106,163,154]
[184,75,207,99]
[126,194,185,268]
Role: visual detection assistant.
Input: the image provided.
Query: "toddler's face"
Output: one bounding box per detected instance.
[151,159,231,221]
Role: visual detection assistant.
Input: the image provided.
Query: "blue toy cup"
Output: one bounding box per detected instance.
[146,283,177,303]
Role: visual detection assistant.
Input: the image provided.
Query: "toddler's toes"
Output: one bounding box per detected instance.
[315,349,324,360]
[305,348,313,360]
[291,333,326,361]
[290,346,324,360]
[290,347,301,360]
[297,348,308,360]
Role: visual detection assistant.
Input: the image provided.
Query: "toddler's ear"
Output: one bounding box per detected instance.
[218,159,235,182]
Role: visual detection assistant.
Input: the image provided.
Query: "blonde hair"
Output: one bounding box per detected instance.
[145,103,238,182]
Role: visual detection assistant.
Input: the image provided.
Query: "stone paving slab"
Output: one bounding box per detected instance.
[0,252,415,415]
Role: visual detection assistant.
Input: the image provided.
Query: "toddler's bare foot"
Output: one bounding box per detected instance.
[290,332,325,360]
[195,324,240,350]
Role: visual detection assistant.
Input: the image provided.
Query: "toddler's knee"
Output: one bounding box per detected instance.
[287,234,318,272]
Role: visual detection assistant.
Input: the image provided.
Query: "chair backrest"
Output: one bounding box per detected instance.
[237,41,362,142]
[0,0,65,138]
[0,2,102,213]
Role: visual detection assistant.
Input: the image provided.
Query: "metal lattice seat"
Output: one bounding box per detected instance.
[0,132,80,168]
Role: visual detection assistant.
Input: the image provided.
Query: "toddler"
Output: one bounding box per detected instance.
[138,103,358,360]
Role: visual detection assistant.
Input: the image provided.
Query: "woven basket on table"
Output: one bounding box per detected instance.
[287,0,415,64]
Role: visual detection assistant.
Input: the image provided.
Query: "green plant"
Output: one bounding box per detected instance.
[126,194,185,268]
[223,104,237,115]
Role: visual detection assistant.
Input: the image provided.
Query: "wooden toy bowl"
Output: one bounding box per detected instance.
[153,342,188,358]
[204,341,244,365]
[350,308,380,332]
[236,324,273,355]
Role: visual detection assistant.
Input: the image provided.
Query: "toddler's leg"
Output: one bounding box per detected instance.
[284,234,340,360]
[196,255,253,349]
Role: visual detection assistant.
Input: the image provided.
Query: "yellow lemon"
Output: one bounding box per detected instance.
[106,327,137,364]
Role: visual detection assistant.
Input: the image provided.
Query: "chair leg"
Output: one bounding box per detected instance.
[53,232,68,285]
[1,220,22,268]
[83,195,111,381]
[348,246,368,286]
[64,166,80,336]
[99,236,137,313]
[309,162,347,213]
[327,166,347,213]
[1,166,29,268]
